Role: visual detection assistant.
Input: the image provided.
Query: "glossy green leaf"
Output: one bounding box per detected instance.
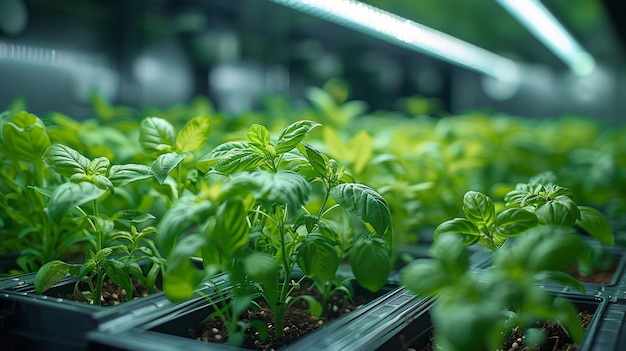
[104,259,133,299]
[247,124,271,147]
[211,149,265,174]
[196,141,249,173]
[207,199,250,261]
[157,199,214,255]
[297,234,340,281]
[34,260,71,294]
[227,170,311,216]
[1,111,51,162]
[275,120,321,154]
[108,164,153,187]
[164,235,206,301]
[534,270,585,293]
[297,143,328,177]
[495,208,538,237]
[577,206,613,245]
[176,115,211,152]
[88,156,110,176]
[140,117,175,157]
[349,237,390,292]
[401,259,451,296]
[43,144,89,178]
[433,218,480,245]
[535,197,580,226]
[243,251,278,306]
[330,183,391,237]
[112,209,155,223]
[463,191,495,228]
[47,182,107,223]
[151,152,187,185]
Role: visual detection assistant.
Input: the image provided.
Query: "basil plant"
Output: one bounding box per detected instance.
[157,120,392,343]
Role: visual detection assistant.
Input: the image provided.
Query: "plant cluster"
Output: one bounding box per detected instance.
[157,119,392,344]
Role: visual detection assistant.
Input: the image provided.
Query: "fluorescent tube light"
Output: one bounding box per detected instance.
[269,0,520,81]
[496,0,595,76]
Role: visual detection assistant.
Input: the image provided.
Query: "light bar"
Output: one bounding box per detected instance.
[496,0,595,76]
[269,0,520,81]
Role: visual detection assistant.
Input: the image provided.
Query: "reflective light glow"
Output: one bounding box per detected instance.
[269,0,520,80]
[496,0,596,76]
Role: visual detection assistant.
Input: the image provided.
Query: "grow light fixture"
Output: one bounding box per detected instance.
[496,0,596,76]
[268,0,519,82]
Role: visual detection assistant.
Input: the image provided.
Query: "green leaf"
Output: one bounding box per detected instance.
[88,156,111,176]
[140,117,175,157]
[297,234,340,281]
[433,218,480,245]
[164,235,206,301]
[535,197,580,226]
[112,209,156,223]
[47,182,108,223]
[275,120,321,154]
[151,152,187,185]
[196,141,249,173]
[247,124,271,147]
[176,115,211,152]
[430,233,469,278]
[43,144,89,178]
[330,183,391,237]
[349,237,390,292]
[463,191,495,228]
[211,149,265,174]
[157,199,214,255]
[34,260,71,294]
[577,206,613,245]
[552,297,584,344]
[297,143,328,177]
[1,111,51,162]
[227,170,311,216]
[108,164,153,187]
[104,259,133,299]
[206,199,250,261]
[243,251,279,305]
[495,208,538,237]
[401,259,450,296]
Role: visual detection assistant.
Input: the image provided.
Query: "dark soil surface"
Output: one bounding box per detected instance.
[415,311,593,351]
[189,281,374,351]
[567,260,618,285]
[58,277,155,306]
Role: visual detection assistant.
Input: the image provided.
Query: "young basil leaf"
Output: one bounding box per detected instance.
[151,152,187,185]
[576,206,613,245]
[296,234,340,281]
[433,218,480,245]
[533,270,585,293]
[227,170,311,216]
[247,124,271,148]
[243,251,279,307]
[104,259,133,300]
[431,303,505,351]
[297,143,328,177]
[349,237,390,292]
[211,149,265,174]
[330,183,391,237]
[519,225,585,272]
[34,260,71,294]
[108,164,153,187]
[111,209,156,223]
[275,120,321,154]
[175,115,211,152]
[535,197,580,226]
[552,297,585,344]
[139,117,176,157]
[88,156,111,176]
[462,191,495,228]
[43,144,90,178]
[164,258,204,302]
[207,199,250,261]
[157,199,214,255]
[430,233,469,278]
[495,208,538,237]
[196,141,249,173]
[401,259,450,296]
[2,111,51,162]
[47,182,108,223]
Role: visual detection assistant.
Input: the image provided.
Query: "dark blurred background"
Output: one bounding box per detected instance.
[1,0,624,122]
